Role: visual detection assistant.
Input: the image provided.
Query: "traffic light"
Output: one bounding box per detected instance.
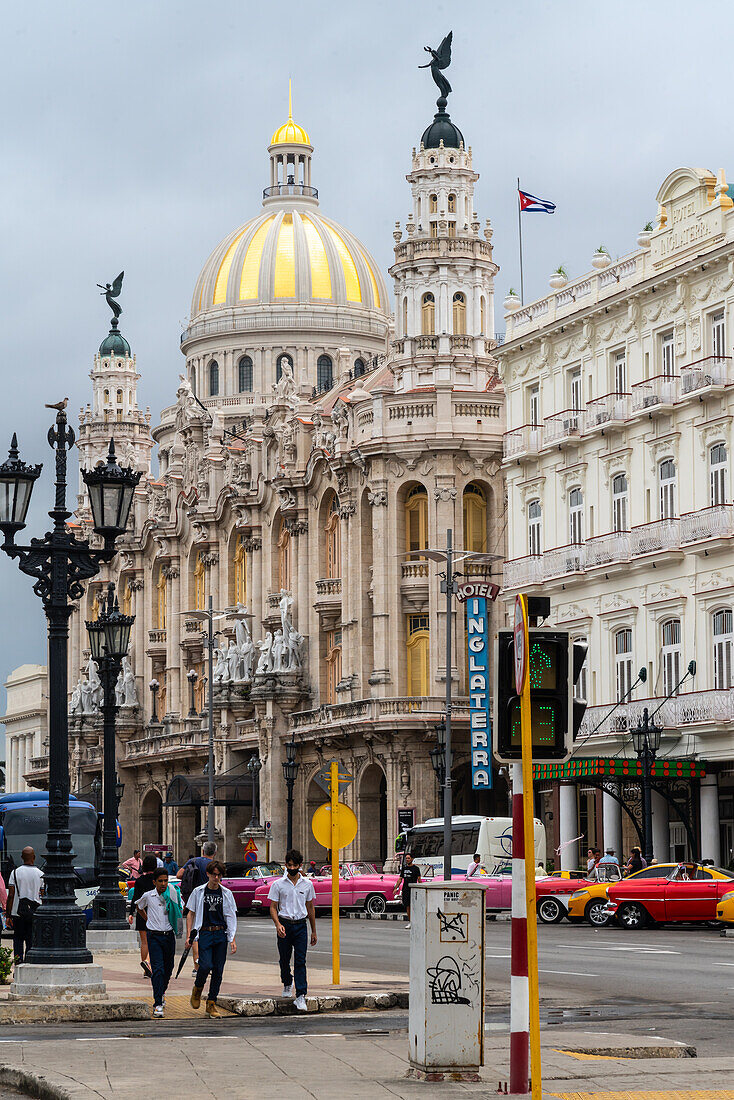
[493,629,584,763]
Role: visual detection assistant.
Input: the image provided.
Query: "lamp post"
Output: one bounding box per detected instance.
[0,417,139,967]
[149,679,160,724]
[247,754,262,830]
[430,722,446,811]
[187,668,198,717]
[282,738,300,851]
[115,781,125,811]
[631,708,662,865]
[86,582,133,929]
[91,777,102,814]
[181,597,226,844]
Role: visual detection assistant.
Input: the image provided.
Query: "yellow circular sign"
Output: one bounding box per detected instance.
[311,802,358,850]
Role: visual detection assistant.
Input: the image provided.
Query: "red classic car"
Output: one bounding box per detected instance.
[251,861,401,916]
[605,862,734,929]
[221,862,283,913]
[448,865,623,923]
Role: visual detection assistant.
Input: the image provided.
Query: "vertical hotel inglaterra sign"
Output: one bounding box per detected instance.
[458,581,499,790]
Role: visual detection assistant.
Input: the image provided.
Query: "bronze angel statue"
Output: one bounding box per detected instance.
[419,32,453,102]
[97,271,124,322]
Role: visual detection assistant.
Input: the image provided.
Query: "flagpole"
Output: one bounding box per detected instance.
[517,176,525,305]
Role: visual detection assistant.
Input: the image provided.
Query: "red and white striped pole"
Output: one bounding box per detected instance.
[510,759,529,1093]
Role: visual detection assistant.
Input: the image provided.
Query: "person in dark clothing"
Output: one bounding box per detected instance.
[128,854,157,978]
[625,846,646,875]
[186,861,238,1017]
[400,853,421,928]
[163,852,179,876]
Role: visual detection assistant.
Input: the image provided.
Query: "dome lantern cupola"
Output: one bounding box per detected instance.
[98,317,131,359]
[265,81,317,205]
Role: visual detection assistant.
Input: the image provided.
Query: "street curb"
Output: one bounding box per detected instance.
[218,990,409,1017]
[0,1000,150,1024]
[0,1066,71,1099]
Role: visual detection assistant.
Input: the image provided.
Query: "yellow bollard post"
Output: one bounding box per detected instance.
[330,760,340,985]
[519,593,542,1099]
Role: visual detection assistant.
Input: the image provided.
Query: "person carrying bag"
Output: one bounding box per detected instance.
[6,846,43,965]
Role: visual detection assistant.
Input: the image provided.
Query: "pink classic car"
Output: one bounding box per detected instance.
[251,861,402,916]
[221,862,283,913]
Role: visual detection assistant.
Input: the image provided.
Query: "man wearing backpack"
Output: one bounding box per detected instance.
[177,841,217,977]
[6,847,44,964]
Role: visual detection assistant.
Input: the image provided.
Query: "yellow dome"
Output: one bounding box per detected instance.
[271,82,311,147]
[191,207,387,317]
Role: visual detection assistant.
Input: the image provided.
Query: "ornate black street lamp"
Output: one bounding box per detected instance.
[631,709,662,866]
[91,777,102,813]
[430,721,446,788]
[187,668,198,717]
[0,415,139,966]
[149,678,160,723]
[247,754,262,830]
[115,780,125,811]
[282,738,300,851]
[86,582,133,929]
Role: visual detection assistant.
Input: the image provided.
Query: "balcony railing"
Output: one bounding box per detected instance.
[579,689,734,739]
[583,392,630,432]
[401,562,429,579]
[630,518,680,556]
[503,555,543,589]
[148,629,167,645]
[263,183,318,200]
[315,578,342,596]
[631,374,677,413]
[543,543,585,579]
[291,696,471,732]
[543,409,582,447]
[681,505,734,544]
[584,530,630,569]
[502,424,541,460]
[679,355,732,396]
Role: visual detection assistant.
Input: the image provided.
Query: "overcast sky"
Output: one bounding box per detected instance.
[1,0,731,731]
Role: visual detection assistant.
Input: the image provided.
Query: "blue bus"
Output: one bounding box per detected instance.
[0,793,102,920]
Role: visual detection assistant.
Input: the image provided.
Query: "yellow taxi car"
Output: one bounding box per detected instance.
[716,888,734,923]
[569,862,733,926]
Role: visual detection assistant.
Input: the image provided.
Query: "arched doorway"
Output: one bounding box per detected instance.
[307,777,328,865]
[358,764,387,866]
[140,789,163,848]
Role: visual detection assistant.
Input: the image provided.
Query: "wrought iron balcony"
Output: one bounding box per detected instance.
[681,504,734,545]
[679,355,732,397]
[503,424,541,460]
[630,518,680,556]
[543,542,585,579]
[503,554,543,589]
[584,530,630,569]
[631,374,677,414]
[542,409,582,447]
[262,184,318,200]
[583,392,630,433]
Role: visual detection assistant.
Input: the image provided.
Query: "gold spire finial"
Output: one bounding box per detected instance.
[288,79,293,120]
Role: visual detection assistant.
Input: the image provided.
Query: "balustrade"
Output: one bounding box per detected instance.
[584,530,630,568]
[681,505,734,544]
[503,424,541,459]
[630,518,680,556]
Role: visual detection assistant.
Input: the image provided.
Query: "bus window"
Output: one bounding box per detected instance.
[3,803,99,876]
[407,824,480,860]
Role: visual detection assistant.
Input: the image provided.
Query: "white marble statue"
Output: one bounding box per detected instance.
[209,406,224,442]
[256,632,274,674]
[70,679,83,715]
[273,357,295,400]
[279,591,294,636]
[234,610,255,681]
[213,646,229,684]
[226,641,240,682]
[285,625,304,670]
[240,634,255,681]
[116,655,138,707]
[272,629,286,672]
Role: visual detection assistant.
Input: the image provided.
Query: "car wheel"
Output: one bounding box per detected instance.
[537,897,563,924]
[705,919,722,929]
[585,899,611,927]
[617,902,648,929]
[365,893,387,916]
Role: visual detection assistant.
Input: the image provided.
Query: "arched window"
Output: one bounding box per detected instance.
[353,358,365,378]
[326,628,342,704]
[325,494,341,579]
[528,499,542,557]
[713,609,733,689]
[276,353,292,382]
[209,360,219,397]
[448,193,456,213]
[407,614,429,698]
[193,552,206,612]
[661,619,681,697]
[421,293,435,336]
[238,355,253,393]
[429,193,438,214]
[116,389,123,404]
[463,483,487,553]
[156,566,167,629]
[480,296,486,335]
[402,297,408,335]
[612,474,628,532]
[615,628,633,701]
[317,354,333,393]
[659,458,676,519]
[452,292,466,335]
[405,486,428,557]
[103,389,110,404]
[711,443,728,506]
[569,487,584,545]
[278,516,291,592]
[232,534,246,606]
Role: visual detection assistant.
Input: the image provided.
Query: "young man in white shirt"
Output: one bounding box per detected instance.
[465,852,483,879]
[267,848,317,1012]
[185,861,237,1018]
[6,846,44,964]
[136,868,178,1017]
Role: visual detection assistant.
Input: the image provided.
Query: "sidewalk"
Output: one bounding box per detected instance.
[0,1027,725,1099]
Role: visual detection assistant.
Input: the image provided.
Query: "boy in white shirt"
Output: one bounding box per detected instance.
[136,868,178,1017]
[267,849,317,1012]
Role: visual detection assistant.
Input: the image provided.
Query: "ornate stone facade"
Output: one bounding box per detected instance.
[23,98,506,864]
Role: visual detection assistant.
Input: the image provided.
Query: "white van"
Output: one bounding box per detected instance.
[404,815,546,877]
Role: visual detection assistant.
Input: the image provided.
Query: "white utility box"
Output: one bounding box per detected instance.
[408,881,486,1076]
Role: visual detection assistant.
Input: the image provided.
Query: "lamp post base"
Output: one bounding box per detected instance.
[90,890,129,931]
[86,929,139,953]
[9,963,106,1001]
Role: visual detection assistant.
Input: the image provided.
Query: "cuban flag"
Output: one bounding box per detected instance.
[518,188,556,214]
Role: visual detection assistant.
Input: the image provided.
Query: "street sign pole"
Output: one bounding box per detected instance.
[330,761,340,985]
[509,594,542,1097]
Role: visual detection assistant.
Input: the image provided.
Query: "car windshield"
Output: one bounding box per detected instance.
[593,865,621,883]
[349,862,376,876]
